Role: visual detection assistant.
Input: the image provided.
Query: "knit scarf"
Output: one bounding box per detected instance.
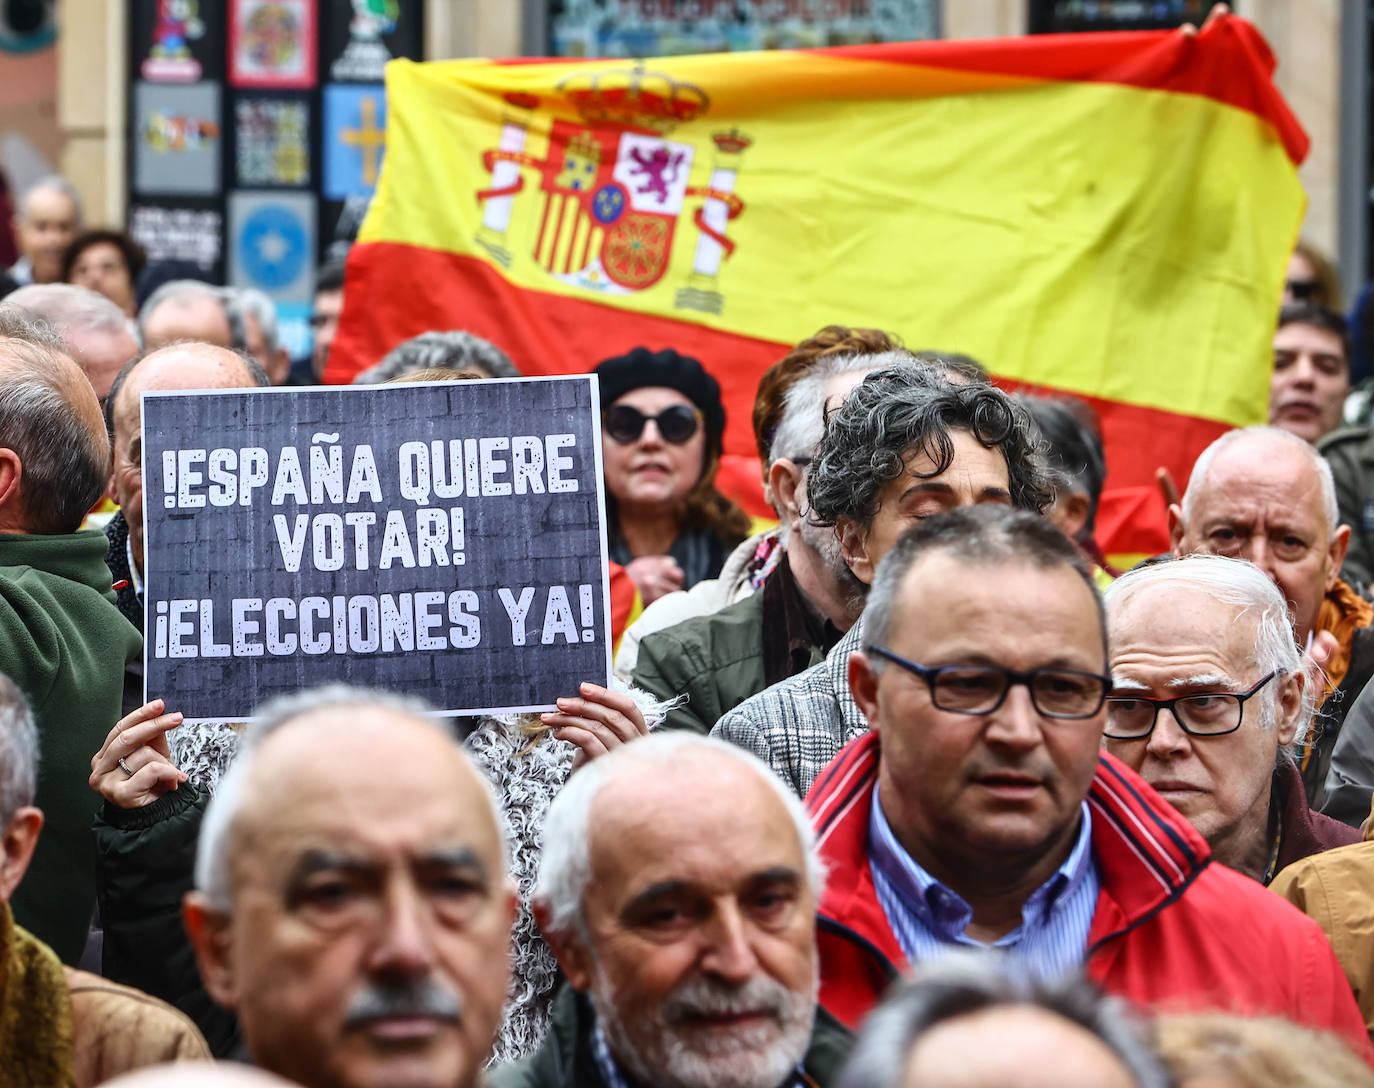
[1317,579,1374,700]
[0,902,76,1088]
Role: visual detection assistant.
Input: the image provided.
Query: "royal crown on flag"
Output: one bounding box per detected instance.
[558,61,709,133]
[712,129,752,154]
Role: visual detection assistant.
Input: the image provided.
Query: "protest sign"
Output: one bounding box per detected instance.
[141,376,610,721]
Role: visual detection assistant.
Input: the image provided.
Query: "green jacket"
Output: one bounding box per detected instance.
[0,531,141,965]
[1319,426,1374,591]
[632,588,827,735]
[490,985,852,1088]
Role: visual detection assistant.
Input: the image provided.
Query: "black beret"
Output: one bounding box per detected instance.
[593,347,726,453]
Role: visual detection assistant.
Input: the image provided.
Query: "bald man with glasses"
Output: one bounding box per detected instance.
[1102,555,1357,886]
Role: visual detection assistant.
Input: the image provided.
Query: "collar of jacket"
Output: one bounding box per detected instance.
[807,733,1214,974]
[1272,755,1360,878]
[0,530,121,599]
[824,620,868,739]
[0,902,77,1088]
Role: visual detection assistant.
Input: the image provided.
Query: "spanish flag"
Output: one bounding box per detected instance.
[329,16,1305,556]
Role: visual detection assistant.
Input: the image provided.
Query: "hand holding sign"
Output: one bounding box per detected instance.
[541,681,650,770]
[89,699,188,809]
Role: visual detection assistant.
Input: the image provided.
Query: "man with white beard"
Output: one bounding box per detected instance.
[491,733,852,1088]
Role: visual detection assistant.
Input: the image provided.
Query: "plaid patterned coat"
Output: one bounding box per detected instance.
[711,620,867,798]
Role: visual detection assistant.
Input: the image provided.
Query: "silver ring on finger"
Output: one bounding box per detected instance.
[117,757,135,778]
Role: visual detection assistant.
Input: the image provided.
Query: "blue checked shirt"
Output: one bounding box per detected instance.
[868,789,1099,980]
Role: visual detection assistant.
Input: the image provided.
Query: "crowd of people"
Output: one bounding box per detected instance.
[5,151,1374,1088]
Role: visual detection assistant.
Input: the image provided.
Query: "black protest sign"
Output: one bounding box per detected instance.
[141,377,610,720]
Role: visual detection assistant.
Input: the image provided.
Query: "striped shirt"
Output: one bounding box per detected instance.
[867,789,1099,980]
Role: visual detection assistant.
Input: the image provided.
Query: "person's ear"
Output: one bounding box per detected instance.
[768,459,804,533]
[1328,525,1352,591]
[1167,503,1187,556]
[837,518,876,584]
[183,892,239,1009]
[1054,491,1090,543]
[532,899,594,992]
[0,448,22,515]
[849,652,882,737]
[1276,669,1305,748]
[0,807,43,902]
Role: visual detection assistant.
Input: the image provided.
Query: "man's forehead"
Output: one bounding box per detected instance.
[116,351,255,433]
[1194,445,1326,520]
[24,188,75,220]
[588,759,804,881]
[236,712,500,855]
[1275,321,1346,351]
[1109,585,1256,672]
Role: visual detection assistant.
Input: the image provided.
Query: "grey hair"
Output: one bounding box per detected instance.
[836,952,1170,1088]
[354,331,519,384]
[6,283,139,345]
[136,279,227,341]
[1105,554,1313,751]
[0,305,110,533]
[194,684,505,912]
[769,350,915,465]
[1182,425,1338,536]
[222,287,278,354]
[864,504,1105,666]
[806,365,1054,530]
[534,732,827,936]
[19,174,83,224]
[0,672,38,828]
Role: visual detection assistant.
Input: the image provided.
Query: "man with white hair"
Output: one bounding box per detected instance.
[1169,425,1374,813]
[492,732,852,1088]
[1103,555,1358,884]
[138,279,234,350]
[628,351,899,733]
[182,686,516,1088]
[5,283,138,404]
[223,287,291,385]
[9,175,81,286]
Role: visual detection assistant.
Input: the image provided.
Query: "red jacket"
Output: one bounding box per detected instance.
[808,734,1374,1062]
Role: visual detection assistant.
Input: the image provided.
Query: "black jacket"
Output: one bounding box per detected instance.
[489,985,852,1088]
[92,784,241,1056]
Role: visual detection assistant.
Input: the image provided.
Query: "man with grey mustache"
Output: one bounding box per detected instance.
[491,733,852,1088]
[182,686,517,1088]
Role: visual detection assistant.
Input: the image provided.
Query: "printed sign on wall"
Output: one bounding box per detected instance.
[141,378,611,720]
[229,190,317,301]
[229,0,317,88]
[129,200,225,277]
[135,0,225,83]
[322,83,387,200]
[234,93,311,186]
[323,0,422,84]
[133,80,223,196]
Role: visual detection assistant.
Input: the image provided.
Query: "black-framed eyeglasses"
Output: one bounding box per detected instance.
[864,645,1112,720]
[603,403,702,445]
[1285,278,1319,302]
[1102,671,1279,740]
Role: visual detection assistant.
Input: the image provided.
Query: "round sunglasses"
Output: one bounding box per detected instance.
[603,403,703,445]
